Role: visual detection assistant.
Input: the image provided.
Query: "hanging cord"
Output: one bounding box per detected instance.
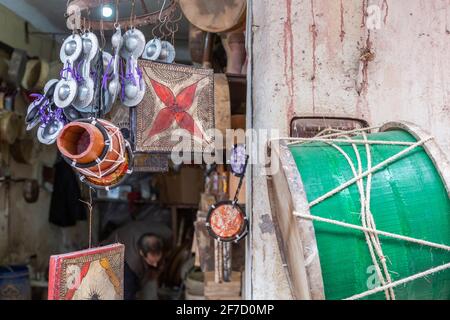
[79,187,94,248]
[283,128,450,300]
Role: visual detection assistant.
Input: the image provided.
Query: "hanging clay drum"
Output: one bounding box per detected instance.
[80,141,133,190]
[56,118,122,175]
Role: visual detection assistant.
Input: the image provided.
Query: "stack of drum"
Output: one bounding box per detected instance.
[56,118,133,190]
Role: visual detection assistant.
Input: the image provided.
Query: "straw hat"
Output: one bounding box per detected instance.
[0,110,20,144]
[21,59,42,90]
[34,60,50,91]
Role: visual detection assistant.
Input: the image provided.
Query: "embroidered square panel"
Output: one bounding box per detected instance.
[134,60,215,153]
[48,244,124,300]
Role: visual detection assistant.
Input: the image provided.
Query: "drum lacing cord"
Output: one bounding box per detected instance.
[282,127,450,300]
[317,130,395,300]
[77,125,126,179]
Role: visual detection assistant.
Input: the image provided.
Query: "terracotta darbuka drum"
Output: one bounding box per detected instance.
[179,0,246,33]
[57,118,122,175]
[268,121,450,300]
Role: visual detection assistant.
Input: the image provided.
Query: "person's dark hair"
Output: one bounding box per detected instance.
[137,233,163,257]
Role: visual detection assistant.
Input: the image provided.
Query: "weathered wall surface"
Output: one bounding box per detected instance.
[249,0,450,299]
[0,5,58,60]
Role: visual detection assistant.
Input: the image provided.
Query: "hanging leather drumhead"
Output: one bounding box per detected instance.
[23,179,39,203]
[206,200,248,242]
[10,138,39,164]
[179,0,246,33]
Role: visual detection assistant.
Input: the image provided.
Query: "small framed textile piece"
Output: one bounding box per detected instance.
[133,153,169,172]
[134,60,215,153]
[48,244,124,300]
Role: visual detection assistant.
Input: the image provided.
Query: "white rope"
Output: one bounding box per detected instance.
[293,212,450,252]
[308,136,433,207]
[360,132,395,299]
[287,138,415,146]
[344,262,450,300]
[76,123,127,179]
[322,138,392,299]
[268,126,381,147]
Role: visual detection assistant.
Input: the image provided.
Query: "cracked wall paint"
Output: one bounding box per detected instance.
[284,0,296,124]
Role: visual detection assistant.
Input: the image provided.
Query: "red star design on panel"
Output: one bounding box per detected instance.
[148,79,203,139]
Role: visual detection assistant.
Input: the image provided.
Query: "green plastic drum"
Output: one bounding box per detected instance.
[288,130,450,300]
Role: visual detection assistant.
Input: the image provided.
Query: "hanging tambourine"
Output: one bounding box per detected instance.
[229,144,248,177]
[206,200,248,243]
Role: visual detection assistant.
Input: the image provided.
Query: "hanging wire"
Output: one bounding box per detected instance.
[87,7,92,32]
[114,0,120,29]
[158,0,168,23]
[129,0,136,29]
[100,0,106,49]
[82,17,87,34]
[151,22,159,38]
[167,8,182,45]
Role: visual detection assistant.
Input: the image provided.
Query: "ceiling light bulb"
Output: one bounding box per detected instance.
[102,6,113,18]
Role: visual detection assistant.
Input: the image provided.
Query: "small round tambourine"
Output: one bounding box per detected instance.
[229,144,247,177]
[206,201,248,243]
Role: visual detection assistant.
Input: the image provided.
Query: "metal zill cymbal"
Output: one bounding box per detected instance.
[63,105,82,121]
[26,116,40,131]
[142,38,162,61]
[81,32,99,62]
[72,78,94,109]
[60,34,82,63]
[37,119,63,145]
[121,78,146,107]
[156,41,176,64]
[54,79,78,108]
[120,29,146,60]
[43,79,59,94]
[102,51,114,76]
